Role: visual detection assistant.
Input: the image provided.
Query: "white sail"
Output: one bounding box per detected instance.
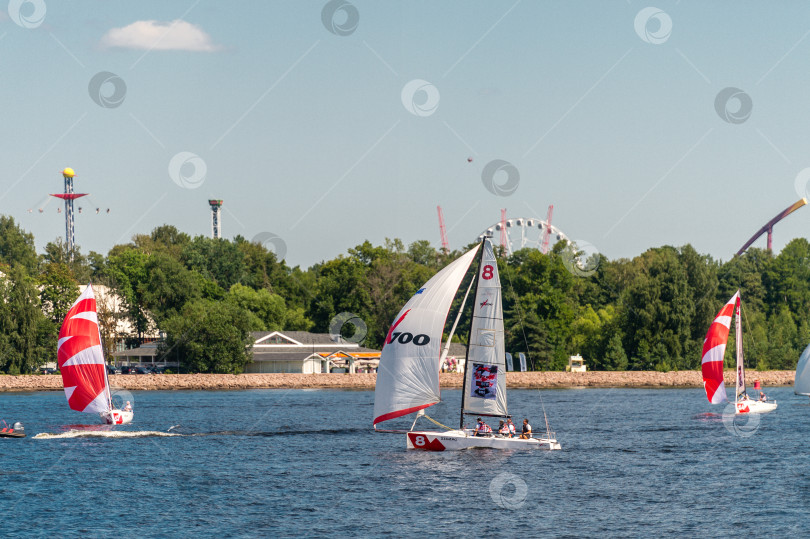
[795,343,810,395]
[734,295,745,400]
[373,245,480,425]
[462,240,508,418]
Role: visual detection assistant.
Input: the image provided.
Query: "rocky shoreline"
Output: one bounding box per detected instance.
[0,370,795,392]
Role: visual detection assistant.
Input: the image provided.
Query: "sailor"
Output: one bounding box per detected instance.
[124,401,132,412]
[520,418,532,439]
[473,417,491,436]
[498,420,509,436]
[759,391,767,402]
[506,418,516,438]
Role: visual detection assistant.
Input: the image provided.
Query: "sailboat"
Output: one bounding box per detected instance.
[701,290,777,414]
[373,238,561,450]
[794,343,810,397]
[58,284,133,425]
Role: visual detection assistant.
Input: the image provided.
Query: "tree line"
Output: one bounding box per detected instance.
[0,214,808,374]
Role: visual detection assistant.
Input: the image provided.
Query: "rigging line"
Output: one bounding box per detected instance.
[501,253,552,434]
[423,414,453,431]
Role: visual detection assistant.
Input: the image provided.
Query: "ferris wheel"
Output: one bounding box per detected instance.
[476,216,570,256]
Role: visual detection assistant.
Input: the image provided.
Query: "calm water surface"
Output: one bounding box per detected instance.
[0,387,808,537]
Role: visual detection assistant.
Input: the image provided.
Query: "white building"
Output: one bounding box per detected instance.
[245,331,381,374]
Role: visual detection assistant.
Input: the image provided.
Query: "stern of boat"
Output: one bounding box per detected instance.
[100,410,134,425]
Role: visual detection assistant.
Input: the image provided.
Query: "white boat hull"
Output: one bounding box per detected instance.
[100,410,133,425]
[736,400,777,414]
[406,430,561,451]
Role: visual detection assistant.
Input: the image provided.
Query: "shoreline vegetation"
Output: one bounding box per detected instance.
[0,370,795,392]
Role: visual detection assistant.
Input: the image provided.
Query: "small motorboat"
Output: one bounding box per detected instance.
[0,421,25,438]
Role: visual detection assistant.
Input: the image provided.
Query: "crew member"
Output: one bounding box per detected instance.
[520,418,532,439]
[474,417,491,436]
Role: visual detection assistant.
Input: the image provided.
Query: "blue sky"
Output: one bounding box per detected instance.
[2,1,810,268]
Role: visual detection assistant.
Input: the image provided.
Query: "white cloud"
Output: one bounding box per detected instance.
[100,20,220,52]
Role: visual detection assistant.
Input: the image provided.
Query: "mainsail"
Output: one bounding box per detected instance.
[462,240,508,418]
[795,343,810,396]
[701,291,739,404]
[57,285,112,415]
[373,245,480,425]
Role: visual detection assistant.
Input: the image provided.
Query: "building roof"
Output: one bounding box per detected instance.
[112,342,159,357]
[252,330,357,346]
[447,342,467,357]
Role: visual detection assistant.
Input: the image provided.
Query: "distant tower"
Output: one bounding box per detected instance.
[50,168,88,255]
[209,199,223,239]
[541,204,554,254]
[437,205,450,252]
[499,208,508,250]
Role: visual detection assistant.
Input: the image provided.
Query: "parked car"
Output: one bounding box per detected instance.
[106,366,121,375]
[120,366,133,374]
[132,367,154,375]
[40,367,57,375]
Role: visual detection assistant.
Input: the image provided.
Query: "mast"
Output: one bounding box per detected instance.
[734,293,745,403]
[459,238,487,429]
[93,284,114,411]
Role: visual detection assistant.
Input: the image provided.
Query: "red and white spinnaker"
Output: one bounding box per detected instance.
[58,285,112,416]
[701,291,739,404]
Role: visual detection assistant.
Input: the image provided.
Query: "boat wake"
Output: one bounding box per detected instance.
[33,430,182,439]
[32,427,365,439]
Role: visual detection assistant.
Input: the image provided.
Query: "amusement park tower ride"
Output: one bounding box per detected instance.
[50,168,88,254]
[209,199,223,239]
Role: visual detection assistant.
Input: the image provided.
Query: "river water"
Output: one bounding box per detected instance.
[0,387,807,537]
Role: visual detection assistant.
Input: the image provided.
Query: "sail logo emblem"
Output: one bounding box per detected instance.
[415,288,426,294]
[480,299,491,308]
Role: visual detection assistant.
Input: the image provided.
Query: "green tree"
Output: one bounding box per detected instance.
[38,262,79,325]
[0,216,38,273]
[161,299,253,373]
[181,236,246,290]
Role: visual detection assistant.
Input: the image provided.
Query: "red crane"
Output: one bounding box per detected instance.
[437,206,450,252]
[541,204,554,254]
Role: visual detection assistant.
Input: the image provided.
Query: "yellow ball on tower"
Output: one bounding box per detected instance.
[62,168,75,178]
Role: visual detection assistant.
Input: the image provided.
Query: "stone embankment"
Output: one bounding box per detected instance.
[0,370,795,392]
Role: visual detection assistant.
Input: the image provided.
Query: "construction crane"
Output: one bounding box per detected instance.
[541,204,554,254]
[736,198,807,256]
[436,206,450,252]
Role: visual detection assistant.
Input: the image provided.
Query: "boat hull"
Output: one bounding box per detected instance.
[100,410,133,425]
[736,400,777,414]
[406,430,561,451]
